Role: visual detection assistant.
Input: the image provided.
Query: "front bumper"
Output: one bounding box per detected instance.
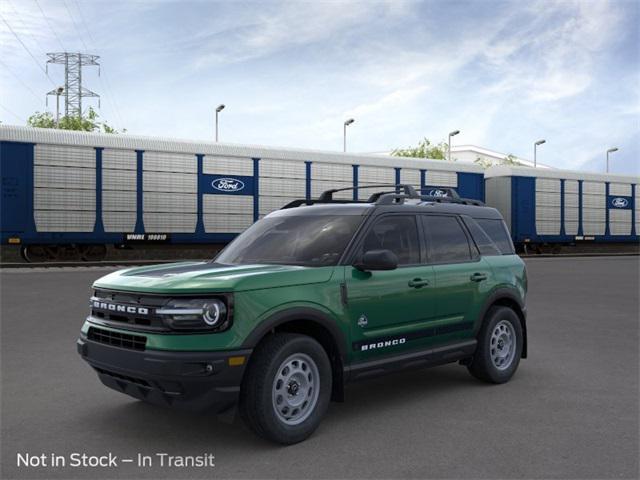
[77,335,251,412]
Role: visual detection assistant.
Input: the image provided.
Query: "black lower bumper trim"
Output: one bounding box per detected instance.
[77,336,251,412]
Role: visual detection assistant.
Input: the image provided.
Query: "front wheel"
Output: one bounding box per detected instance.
[239,333,332,444]
[467,306,523,384]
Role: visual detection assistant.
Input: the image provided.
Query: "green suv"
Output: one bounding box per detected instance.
[78,185,527,444]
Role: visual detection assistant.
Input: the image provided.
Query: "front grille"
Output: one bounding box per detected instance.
[88,326,146,351]
[90,290,169,331]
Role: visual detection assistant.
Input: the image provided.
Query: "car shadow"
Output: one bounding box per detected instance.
[73,363,495,449]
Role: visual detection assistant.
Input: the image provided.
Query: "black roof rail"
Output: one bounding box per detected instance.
[279,184,484,210]
[317,184,419,202]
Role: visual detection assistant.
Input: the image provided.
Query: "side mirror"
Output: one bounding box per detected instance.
[354,249,398,271]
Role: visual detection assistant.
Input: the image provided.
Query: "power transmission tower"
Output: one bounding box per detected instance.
[46,52,100,118]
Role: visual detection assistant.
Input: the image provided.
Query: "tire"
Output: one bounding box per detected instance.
[239,333,332,444]
[467,306,523,384]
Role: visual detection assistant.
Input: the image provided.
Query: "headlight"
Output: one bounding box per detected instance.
[156,298,229,331]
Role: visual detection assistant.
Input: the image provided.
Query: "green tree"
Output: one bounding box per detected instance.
[474,153,523,169]
[391,138,451,160]
[27,107,123,133]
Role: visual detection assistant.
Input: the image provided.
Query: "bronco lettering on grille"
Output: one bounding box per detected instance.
[92,300,149,315]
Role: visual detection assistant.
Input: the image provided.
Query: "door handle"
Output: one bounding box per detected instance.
[470,272,488,282]
[408,278,430,288]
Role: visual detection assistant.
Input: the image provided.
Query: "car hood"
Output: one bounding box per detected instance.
[92,261,336,294]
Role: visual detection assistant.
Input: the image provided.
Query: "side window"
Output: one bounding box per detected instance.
[360,216,420,265]
[476,218,515,254]
[463,217,502,256]
[422,215,472,263]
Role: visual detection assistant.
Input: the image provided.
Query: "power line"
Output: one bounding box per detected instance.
[62,0,89,51]
[0,103,23,122]
[71,0,126,128]
[0,15,56,86]
[0,59,43,102]
[34,0,66,52]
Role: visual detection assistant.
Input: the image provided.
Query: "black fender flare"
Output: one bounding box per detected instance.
[241,307,349,363]
[476,287,528,358]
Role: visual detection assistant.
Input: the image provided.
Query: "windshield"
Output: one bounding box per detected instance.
[215,215,363,266]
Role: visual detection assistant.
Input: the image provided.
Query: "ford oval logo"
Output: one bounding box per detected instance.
[612,197,629,208]
[427,189,448,197]
[212,178,245,192]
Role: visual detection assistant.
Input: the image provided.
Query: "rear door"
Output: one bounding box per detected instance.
[345,214,437,361]
[421,214,491,343]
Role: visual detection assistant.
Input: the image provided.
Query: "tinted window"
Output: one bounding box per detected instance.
[422,215,472,263]
[215,215,362,266]
[476,218,515,254]
[463,217,502,256]
[360,216,420,265]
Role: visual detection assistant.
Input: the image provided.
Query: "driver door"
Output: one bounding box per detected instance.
[344,214,437,362]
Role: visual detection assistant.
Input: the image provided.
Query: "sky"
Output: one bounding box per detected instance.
[0,0,638,175]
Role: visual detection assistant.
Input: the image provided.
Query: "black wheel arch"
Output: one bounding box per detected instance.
[241,307,348,401]
[477,288,528,358]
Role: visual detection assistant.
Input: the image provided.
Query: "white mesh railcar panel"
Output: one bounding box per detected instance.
[204,156,253,176]
[401,169,421,188]
[102,149,136,170]
[258,177,306,197]
[102,151,137,231]
[203,195,253,233]
[583,181,605,195]
[143,171,197,193]
[144,213,197,232]
[582,194,605,208]
[636,188,640,227]
[34,189,95,211]
[34,210,95,232]
[536,221,560,235]
[34,146,96,231]
[103,169,136,191]
[34,144,95,168]
[583,209,606,222]
[565,222,579,235]
[564,182,579,235]
[609,209,631,235]
[144,192,197,213]
[425,170,457,187]
[34,165,95,189]
[260,159,306,179]
[535,191,561,206]
[312,163,352,181]
[103,211,137,232]
[358,166,395,184]
[203,194,253,214]
[143,151,196,173]
[535,178,560,193]
[609,183,632,196]
[583,222,605,235]
[564,180,579,193]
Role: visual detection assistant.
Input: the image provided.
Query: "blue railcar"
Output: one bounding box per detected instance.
[485,165,639,250]
[0,125,485,261]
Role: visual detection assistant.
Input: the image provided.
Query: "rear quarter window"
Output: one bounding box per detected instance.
[475,218,515,255]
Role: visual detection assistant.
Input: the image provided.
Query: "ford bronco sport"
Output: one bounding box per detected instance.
[78,185,527,444]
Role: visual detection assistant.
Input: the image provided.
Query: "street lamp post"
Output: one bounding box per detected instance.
[55,87,64,127]
[448,130,460,162]
[215,104,225,142]
[343,118,355,152]
[533,139,546,168]
[606,147,618,173]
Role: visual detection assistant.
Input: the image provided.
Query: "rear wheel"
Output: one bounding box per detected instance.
[467,306,522,383]
[239,333,332,444]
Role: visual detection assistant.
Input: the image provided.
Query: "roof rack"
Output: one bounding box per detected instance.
[280,184,484,210]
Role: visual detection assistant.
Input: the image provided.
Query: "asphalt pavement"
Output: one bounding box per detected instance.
[1,256,638,479]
